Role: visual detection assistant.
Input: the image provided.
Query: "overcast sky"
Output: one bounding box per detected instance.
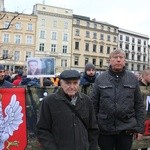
[4,0,150,38]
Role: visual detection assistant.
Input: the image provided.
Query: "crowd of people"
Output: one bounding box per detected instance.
[0,49,150,150]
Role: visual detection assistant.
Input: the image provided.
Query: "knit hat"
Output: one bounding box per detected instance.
[85,63,95,72]
[0,64,4,71]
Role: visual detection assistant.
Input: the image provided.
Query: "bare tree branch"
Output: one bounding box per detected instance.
[0,12,20,30]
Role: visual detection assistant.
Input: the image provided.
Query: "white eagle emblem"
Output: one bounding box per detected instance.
[0,94,23,150]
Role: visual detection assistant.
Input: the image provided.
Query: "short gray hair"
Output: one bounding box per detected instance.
[109,49,126,59]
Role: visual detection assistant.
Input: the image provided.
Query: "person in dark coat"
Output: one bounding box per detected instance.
[138,69,150,150]
[91,49,145,150]
[80,63,97,96]
[0,64,13,87]
[36,69,99,150]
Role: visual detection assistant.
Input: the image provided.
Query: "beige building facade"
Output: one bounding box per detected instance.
[32,4,73,73]
[0,11,37,72]
[71,15,118,72]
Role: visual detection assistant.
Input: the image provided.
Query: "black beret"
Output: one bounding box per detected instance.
[60,70,80,80]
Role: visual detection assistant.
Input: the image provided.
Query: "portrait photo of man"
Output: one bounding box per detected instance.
[41,58,55,76]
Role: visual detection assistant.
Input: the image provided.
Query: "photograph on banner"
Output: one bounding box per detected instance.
[27,57,55,77]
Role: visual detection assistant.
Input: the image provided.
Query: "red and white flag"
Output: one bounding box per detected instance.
[0,88,27,150]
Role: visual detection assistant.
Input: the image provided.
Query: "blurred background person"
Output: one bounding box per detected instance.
[0,64,13,87]
[80,62,97,96]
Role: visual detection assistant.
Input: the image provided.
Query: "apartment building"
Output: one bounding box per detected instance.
[118,28,149,71]
[0,11,37,72]
[71,15,118,72]
[32,4,73,73]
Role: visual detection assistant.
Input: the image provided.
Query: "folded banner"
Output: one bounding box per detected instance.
[0,88,27,150]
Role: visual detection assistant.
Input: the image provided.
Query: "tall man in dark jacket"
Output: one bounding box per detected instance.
[37,69,99,150]
[91,49,145,150]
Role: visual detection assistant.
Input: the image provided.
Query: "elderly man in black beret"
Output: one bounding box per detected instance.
[36,69,99,150]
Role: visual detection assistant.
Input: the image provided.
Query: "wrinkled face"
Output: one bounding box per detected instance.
[86,69,96,77]
[145,74,150,83]
[109,53,126,72]
[60,79,80,97]
[0,70,5,81]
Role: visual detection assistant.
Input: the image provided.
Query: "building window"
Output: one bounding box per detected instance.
[40,30,45,39]
[100,45,103,53]
[126,53,129,59]
[131,64,134,70]
[143,56,146,62]
[64,21,68,29]
[27,23,33,31]
[107,47,110,54]
[93,33,97,39]
[26,51,32,59]
[125,44,129,50]
[137,64,140,71]
[4,21,10,28]
[132,54,134,60]
[51,32,57,40]
[107,35,110,41]
[15,23,21,30]
[94,23,97,28]
[3,34,9,43]
[39,43,44,51]
[75,42,79,50]
[143,65,145,70]
[63,33,68,41]
[132,45,134,51]
[138,39,141,44]
[137,55,141,61]
[113,36,117,42]
[41,19,45,26]
[75,29,80,36]
[100,34,104,40]
[15,35,21,44]
[86,31,90,38]
[14,51,20,61]
[86,21,90,27]
[132,38,135,43]
[125,63,128,69]
[62,45,67,53]
[92,58,96,66]
[101,25,104,30]
[108,27,110,32]
[120,43,122,49]
[26,35,32,44]
[85,57,89,65]
[76,19,80,25]
[144,40,146,45]
[99,59,103,67]
[61,59,67,67]
[74,56,79,65]
[3,50,8,59]
[85,43,89,51]
[138,46,141,52]
[93,44,97,52]
[51,44,56,52]
[53,20,57,27]
[120,35,123,40]
[126,36,129,42]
